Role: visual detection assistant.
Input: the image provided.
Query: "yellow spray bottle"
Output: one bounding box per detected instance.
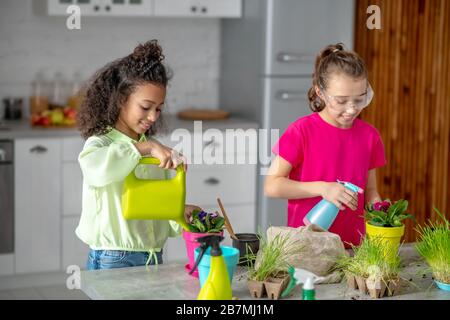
[189,235,232,300]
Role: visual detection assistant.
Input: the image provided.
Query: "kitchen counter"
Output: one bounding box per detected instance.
[0,115,259,140]
[79,244,450,300]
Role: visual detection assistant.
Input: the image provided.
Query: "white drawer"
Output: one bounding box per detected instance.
[158,129,258,164]
[185,163,256,207]
[62,137,84,162]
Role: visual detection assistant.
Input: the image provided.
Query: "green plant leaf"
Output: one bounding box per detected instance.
[186,224,199,232]
[365,210,388,225]
[194,219,206,233]
[398,214,414,222]
[205,213,212,230]
[214,217,225,230]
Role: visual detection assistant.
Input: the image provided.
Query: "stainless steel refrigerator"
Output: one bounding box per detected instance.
[220,0,355,230]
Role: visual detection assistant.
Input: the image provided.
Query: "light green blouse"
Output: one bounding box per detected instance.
[75,128,181,256]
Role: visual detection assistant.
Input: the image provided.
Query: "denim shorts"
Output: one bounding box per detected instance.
[86,249,163,270]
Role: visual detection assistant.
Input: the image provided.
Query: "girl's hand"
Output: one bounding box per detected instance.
[184,204,203,223]
[135,141,187,169]
[147,140,175,169]
[322,182,358,211]
[171,149,188,172]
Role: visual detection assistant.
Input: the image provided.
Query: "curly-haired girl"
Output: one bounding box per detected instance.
[76,40,202,270]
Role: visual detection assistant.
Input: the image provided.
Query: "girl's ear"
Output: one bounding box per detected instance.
[315,86,323,99]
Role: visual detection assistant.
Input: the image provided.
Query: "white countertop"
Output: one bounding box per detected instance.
[80,244,450,300]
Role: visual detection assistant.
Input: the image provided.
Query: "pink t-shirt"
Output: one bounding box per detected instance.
[272,112,387,247]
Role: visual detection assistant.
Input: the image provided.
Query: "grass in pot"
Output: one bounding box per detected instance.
[415,208,450,291]
[245,231,303,299]
[336,236,402,298]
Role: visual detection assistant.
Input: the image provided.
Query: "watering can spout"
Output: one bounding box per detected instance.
[121,157,189,230]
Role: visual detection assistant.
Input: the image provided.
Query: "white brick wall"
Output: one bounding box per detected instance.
[0,0,221,117]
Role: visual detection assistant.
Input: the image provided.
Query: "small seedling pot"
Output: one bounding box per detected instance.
[247,279,266,298]
[264,274,290,300]
[346,275,401,298]
[345,272,358,290]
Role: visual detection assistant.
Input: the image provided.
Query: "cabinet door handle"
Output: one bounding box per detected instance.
[275,90,306,101]
[204,138,215,147]
[0,148,5,161]
[204,177,220,185]
[201,6,207,13]
[191,6,197,13]
[276,52,314,63]
[30,145,48,154]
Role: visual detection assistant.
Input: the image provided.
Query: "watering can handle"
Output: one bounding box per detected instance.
[139,157,185,174]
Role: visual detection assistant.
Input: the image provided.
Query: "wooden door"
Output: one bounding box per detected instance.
[355,0,450,241]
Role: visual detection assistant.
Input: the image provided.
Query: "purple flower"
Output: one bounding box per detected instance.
[373,200,391,212]
[198,211,208,222]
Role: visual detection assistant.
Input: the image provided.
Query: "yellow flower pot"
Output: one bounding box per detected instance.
[365,222,404,262]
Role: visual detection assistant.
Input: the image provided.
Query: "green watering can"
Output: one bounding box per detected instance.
[121,157,189,230]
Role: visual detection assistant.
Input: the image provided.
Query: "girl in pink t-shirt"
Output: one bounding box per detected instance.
[265,43,387,247]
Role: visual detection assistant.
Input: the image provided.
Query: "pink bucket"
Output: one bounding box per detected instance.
[182,230,223,278]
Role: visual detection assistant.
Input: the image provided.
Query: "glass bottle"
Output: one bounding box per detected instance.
[49,72,69,109]
[67,71,83,110]
[29,71,50,115]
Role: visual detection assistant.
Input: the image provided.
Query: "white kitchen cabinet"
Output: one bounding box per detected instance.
[185,163,256,206]
[62,163,83,216]
[162,127,257,263]
[45,0,153,16]
[61,137,86,269]
[14,138,62,274]
[62,217,89,270]
[62,137,84,217]
[44,0,241,18]
[154,0,242,18]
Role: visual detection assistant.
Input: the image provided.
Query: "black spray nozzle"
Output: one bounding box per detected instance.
[188,235,224,275]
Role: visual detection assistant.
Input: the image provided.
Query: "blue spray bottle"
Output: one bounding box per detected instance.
[303,180,363,230]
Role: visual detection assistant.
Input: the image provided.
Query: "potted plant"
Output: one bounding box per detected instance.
[245,231,303,300]
[183,210,225,277]
[364,199,414,262]
[336,236,402,298]
[415,208,450,291]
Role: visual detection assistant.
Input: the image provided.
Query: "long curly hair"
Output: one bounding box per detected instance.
[308,43,368,112]
[77,40,170,139]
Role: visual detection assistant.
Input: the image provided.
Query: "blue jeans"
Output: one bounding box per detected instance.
[86,249,163,270]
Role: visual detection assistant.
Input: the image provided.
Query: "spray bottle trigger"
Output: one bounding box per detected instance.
[281,266,297,298]
[337,180,364,194]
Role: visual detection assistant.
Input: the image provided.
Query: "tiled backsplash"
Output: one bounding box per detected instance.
[0,0,221,117]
